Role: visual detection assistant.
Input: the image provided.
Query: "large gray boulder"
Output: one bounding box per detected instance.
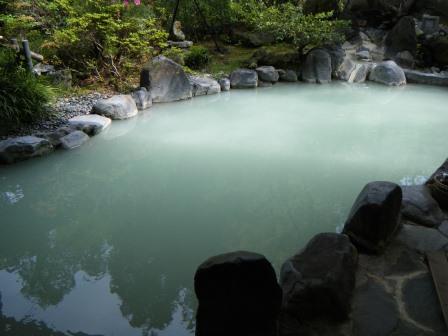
[230,69,258,89]
[189,76,221,97]
[218,78,231,91]
[278,69,298,82]
[302,49,332,84]
[0,136,53,164]
[92,95,138,120]
[385,16,417,57]
[69,114,111,136]
[256,66,279,83]
[34,127,73,147]
[369,61,406,86]
[401,185,446,228]
[281,233,358,322]
[404,69,448,86]
[131,87,152,110]
[195,251,282,336]
[140,55,192,102]
[343,181,403,253]
[60,131,90,150]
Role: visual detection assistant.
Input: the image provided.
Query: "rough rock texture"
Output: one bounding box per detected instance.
[336,58,371,83]
[369,61,406,86]
[0,136,53,164]
[343,181,403,254]
[352,279,399,336]
[194,251,282,336]
[168,40,193,49]
[281,233,358,322]
[401,185,446,227]
[256,66,279,83]
[353,243,448,336]
[60,130,90,150]
[34,127,73,147]
[302,49,332,84]
[426,158,448,186]
[385,16,417,57]
[140,55,192,103]
[230,69,258,89]
[404,69,448,86]
[131,87,152,110]
[92,95,138,120]
[189,76,221,97]
[218,78,231,91]
[395,224,448,252]
[69,115,111,136]
[394,51,415,69]
[278,69,298,82]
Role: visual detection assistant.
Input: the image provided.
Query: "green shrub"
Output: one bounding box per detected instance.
[41,1,168,82]
[162,47,185,65]
[0,49,55,130]
[185,46,210,69]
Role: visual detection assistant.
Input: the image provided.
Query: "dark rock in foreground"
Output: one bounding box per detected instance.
[0,136,53,164]
[401,185,446,228]
[194,251,282,336]
[352,279,399,336]
[302,49,332,84]
[343,181,402,253]
[140,55,192,103]
[230,69,258,89]
[281,233,358,322]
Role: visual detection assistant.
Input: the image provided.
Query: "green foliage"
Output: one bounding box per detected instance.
[42,1,168,83]
[162,47,185,65]
[1,1,168,87]
[0,49,55,129]
[154,0,233,38]
[231,1,349,52]
[184,46,210,69]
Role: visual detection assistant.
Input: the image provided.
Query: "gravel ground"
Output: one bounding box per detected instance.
[0,92,112,140]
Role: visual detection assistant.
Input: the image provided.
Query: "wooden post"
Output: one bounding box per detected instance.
[10,38,20,51]
[21,39,34,73]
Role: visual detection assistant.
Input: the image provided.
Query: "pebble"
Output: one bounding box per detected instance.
[0,92,112,140]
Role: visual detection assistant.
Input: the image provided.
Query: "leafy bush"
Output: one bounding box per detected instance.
[0,49,55,130]
[185,46,210,69]
[162,47,185,65]
[40,1,168,83]
[231,1,349,53]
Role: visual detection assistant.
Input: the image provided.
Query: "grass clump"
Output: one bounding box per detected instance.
[0,49,55,131]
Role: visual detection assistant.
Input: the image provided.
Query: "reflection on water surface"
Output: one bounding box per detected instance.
[1,83,448,335]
